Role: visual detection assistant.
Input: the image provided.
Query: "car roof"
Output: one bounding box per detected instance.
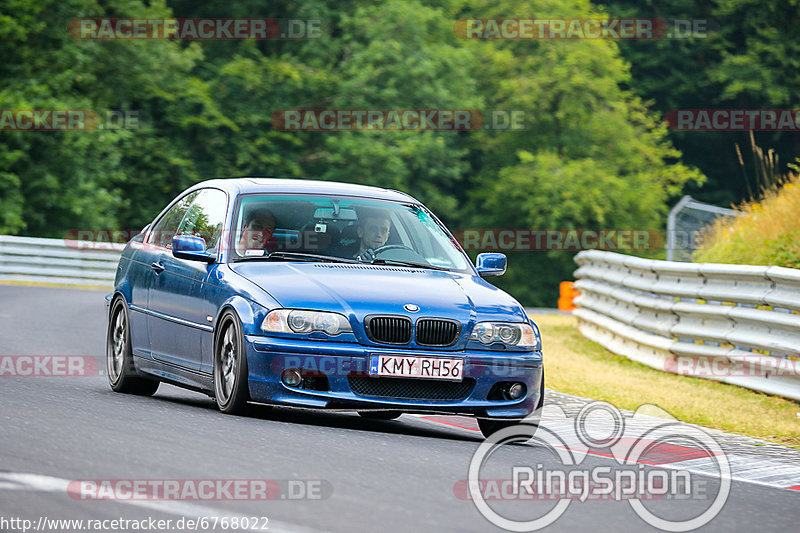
[189,177,419,203]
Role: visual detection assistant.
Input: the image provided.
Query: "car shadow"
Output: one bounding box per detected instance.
[146,384,485,443]
[246,403,485,443]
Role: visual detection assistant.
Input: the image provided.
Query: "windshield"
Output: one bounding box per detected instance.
[229,194,470,271]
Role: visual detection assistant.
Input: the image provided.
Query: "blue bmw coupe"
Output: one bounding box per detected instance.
[106,178,544,437]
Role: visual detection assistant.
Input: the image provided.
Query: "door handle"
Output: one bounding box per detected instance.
[151,261,165,274]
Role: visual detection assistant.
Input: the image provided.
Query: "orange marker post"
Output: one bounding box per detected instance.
[558,281,579,312]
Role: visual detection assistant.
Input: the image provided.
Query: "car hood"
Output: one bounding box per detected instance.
[230,262,527,324]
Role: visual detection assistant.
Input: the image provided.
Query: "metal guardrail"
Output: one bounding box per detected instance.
[574,250,800,401]
[0,235,122,287]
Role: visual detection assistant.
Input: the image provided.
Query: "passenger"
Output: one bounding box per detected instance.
[237,209,276,254]
[354,210,391,262]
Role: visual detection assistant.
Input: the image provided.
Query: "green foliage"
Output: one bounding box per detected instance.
[0,0,212,235]
[458,0,702,303]
[598,0,800,207]
[0,0,707,305]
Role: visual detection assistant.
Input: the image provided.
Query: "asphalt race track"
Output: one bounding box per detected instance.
[1,284,798,532]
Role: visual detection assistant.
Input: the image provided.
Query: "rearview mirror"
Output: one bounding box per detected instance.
[475,253,506,277]
[172,235,215,263]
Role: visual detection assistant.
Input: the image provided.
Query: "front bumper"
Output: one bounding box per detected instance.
[244,335,543,419]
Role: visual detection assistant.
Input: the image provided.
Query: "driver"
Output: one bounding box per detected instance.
[237,209,277,255]
[354,210,391,262]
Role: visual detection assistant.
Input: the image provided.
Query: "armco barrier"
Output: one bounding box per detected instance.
[573,250,800,401]
[0,235,123,287]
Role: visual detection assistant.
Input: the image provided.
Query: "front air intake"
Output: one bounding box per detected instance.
[348,375,475,401]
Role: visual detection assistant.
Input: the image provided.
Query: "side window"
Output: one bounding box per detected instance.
[148,191,199,249]
[177,189,227,251]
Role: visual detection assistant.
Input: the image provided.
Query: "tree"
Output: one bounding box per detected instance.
[0,0,705,306]
[457,0,703,304]
[598,0,800,206]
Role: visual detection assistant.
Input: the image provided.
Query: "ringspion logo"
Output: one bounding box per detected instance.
[465,402,730,531]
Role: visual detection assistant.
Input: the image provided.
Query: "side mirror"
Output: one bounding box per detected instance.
[475,253,506,277]
[172,235,215,263]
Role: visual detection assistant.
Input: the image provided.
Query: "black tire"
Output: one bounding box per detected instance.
[107,297,159,396]
[478,372,545,440]
[213,310,250,414]
[357,410,402,420]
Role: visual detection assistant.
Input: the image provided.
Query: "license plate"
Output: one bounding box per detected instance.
[368,354,464,381]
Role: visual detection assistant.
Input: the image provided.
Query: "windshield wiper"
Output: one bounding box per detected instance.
[370,258,450,271]
[236,251,449,270]
[236,251,361,264]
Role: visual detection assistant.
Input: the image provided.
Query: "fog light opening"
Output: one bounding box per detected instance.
[282,369,303,387]
[507,383,526,400]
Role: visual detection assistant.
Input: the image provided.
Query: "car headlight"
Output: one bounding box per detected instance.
[470,322,539,348]
[261,309,352,336]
